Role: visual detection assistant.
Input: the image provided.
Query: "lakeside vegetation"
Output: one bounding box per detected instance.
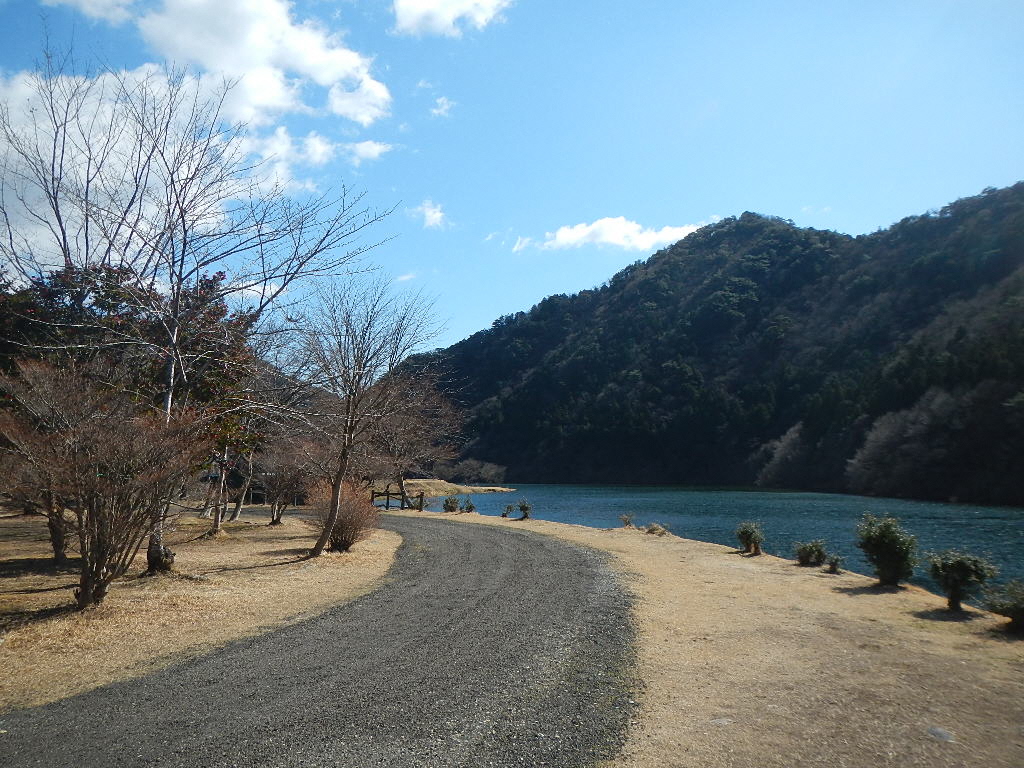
[417,183,1024,506]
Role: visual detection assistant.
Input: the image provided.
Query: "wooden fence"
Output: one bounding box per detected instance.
[370,489,425,511]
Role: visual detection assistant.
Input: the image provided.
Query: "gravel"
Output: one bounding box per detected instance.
[0,514,637,768]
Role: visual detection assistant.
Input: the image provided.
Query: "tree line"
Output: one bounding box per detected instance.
[0,54,458,609]
[415,183,1024,505]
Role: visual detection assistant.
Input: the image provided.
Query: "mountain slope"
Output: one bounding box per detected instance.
[417,183,1024,504]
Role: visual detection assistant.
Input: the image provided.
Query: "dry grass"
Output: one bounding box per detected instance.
[0,507,400,713]
[388,509,1024,768]
[402,478,515,497]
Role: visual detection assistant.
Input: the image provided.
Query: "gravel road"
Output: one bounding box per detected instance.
[1,514,636,768]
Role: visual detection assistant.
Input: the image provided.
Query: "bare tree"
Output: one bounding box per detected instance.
[370,374,461,506]
[299,280,437,557]
[0,360,208,608]
[1,52,392,569]
[259,439,314,525]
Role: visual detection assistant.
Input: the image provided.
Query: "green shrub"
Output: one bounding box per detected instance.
[442,495,459,513]
[460,496,476,513]
[735,521,764,555]
[793,540,827,567]
[501,503,515,518]
[856,514,917,586]
[985,581,1024,632]
[928,550,997,611]
[619,514,634,528]
[516,498,532,520]
[826,554,844,574]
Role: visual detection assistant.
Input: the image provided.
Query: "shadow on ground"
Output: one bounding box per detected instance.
[207,553,310,574]
[833,584,906,596]
[0,556,81,579]
[912,608,980,622]
[0,602,78,631]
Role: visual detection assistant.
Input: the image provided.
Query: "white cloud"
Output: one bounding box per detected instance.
[41,0,135,24]
[512,235,532,252]
[303,132,337,166]
[413,199,446,229]
[393,0,512,37]
[396,272,416,281]
[137,0,391,125]
[244,126,342,189]
[430,95,455,117]
[343,140,393,167]
[537,216,706,251]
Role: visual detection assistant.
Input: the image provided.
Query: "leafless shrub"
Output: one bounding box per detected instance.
[644,522,670,537]
[0,361,209,608]
[312,482,379,553]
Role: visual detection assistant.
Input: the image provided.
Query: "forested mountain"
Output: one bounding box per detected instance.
[414,183,1024,505]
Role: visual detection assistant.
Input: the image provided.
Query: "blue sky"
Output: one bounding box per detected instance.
[2,0,1023,347]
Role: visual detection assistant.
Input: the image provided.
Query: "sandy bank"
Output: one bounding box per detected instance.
[401,478,515,497]
[388,509,1024,768]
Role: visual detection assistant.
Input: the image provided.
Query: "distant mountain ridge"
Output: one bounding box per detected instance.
[415,183,1024,505]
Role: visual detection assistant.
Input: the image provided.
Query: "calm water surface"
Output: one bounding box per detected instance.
[429,484,1024,588]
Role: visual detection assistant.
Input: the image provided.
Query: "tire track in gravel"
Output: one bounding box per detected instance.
[1,514,637,768]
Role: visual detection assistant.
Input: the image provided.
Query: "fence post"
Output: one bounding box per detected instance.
[417,492,424,511]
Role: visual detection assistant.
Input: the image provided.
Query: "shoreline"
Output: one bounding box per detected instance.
[388,508,1024,767]
[401,478,515,497]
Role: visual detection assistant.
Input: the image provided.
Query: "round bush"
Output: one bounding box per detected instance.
[442,495,460,513]
[928,550,997,611]
[735,521,764,555]
[793,540,827,567]
[856,514,917,586]
[985,581,1024,632]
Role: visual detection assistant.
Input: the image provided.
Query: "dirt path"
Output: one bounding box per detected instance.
[389,510,1024,768]
[0,511,400,711]
[0,515,636,768]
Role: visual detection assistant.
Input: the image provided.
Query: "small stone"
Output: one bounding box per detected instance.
[710,718,733,726]
[928,726,955,742]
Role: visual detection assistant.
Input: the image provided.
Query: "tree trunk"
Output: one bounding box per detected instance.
[46,512,69,564]
[311,460,347,557]
[197,475,217,518]
[207,448,229,535]
[268,500,284,525]
[398,475,409,509]
[209,470,226,535]
[75,564,108,609]
[43,494,69,564]
[146,503,175,573]
[227,450,255,522]
[947,592,964,612]
[227,494,244,522]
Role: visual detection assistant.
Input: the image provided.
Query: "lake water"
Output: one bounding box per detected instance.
[427,484,1024,589]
